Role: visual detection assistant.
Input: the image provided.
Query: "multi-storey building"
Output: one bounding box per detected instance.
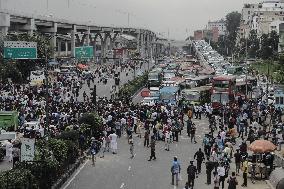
[208,19,227,36]
[240,1,284,38]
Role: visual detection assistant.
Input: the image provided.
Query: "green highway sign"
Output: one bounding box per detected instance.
[4,41,37,59]
[75,46,94,59]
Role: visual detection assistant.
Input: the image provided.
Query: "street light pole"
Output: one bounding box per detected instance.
[245,35,248,99]
[266,59,271,105]
[44,46,49,135]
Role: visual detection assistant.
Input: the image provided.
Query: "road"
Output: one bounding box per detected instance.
[61,116,268,189]
[77,61,154,100]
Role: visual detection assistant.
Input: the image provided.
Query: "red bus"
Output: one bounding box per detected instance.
[211,75,236,110]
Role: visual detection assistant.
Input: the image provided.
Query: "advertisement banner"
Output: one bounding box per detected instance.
[21,138,35,162]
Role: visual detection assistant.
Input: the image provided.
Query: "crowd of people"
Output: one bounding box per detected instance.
[0,61,283,189]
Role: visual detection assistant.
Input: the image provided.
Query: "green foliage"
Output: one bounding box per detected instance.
[0,148,5,161]
[65,140,79,164]
[57,130,79,143]
[225,11,241,55]
[79,113,103,139]
[48,139,68,164]
[0,33,52,83]
[118,73,148,99]
[0,168,38,189]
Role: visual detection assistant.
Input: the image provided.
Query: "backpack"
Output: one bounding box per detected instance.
[228,177,238,187]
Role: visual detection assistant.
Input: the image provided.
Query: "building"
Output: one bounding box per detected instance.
[240,1,284,38]
[194,30,203,40]
[208,19,226,36]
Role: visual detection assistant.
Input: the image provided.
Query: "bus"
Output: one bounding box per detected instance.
[211,75,236,110]
[188,75,211,87]
[159,86,180,105]
[227,66,244,75]
[181,86,211,105]
[235,81,253,100]
[148,69,162,87]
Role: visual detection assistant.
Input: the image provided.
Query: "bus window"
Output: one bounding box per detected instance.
[281,97,284,105]
[276,97,280,104]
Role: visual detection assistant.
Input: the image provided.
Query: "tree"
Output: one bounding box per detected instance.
[248,30,260,58]
[0,33,52,82]
[79,112,103,138]
[225,11,242,55]
[259,34,271,59]
[269,30,279,53]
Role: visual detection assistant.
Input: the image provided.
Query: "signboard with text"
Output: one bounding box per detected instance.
[21,138,35,162]
[4,41,37,59]
[75,46,94,59]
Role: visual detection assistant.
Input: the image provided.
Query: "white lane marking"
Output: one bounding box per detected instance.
[120,183,125,188]
[62,159,89,189]
[128,166,131,171]
[173,186,177,189]
[176,144,178,148]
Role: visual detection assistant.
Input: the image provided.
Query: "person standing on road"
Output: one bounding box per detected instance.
[217,163,226,189]
[165,130,171,151]
[241,157,248,187]
[190,124,197,144]
[171,156,181,186]
[109,132,118,154]
[234,149,241,175]
[213,171,219,189]
[148,136,156,161]
[194,148,205,174]
[205,160,215,185]
[227,172,238,189]
[144,129,150,147]
[90,137,98,166]
[129,137,134,158]
[99,135,106,158]
[187,161,197,188]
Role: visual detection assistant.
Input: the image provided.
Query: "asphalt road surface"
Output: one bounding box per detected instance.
[61,115,267,189]
[77,61,154,100]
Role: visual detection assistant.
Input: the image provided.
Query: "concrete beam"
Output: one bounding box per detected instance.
[101,27,112,32]
[10,16,27,24]
[38,22,57,33]
[18,18,36,35]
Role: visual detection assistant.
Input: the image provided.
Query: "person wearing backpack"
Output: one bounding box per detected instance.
[187,161,197,188]
[171,156,181,186]
[227,172,238,189]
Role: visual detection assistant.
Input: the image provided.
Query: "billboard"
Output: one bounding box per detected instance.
[4,41,37,59]
[75,46,94,59]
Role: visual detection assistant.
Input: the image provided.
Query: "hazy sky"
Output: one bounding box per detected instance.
[1,0,258,40]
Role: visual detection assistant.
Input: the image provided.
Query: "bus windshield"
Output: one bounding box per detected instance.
[214,80,229,88]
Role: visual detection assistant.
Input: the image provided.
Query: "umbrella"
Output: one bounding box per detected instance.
[248,140,276,153]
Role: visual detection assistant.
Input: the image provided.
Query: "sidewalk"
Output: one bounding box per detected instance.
[234,176,271,189]
[0,158,13,173]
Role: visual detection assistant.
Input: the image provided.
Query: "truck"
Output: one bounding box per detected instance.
[0,111,18,131]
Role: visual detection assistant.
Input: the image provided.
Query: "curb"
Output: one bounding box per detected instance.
[265,180,275,189]
[51,156,86,189]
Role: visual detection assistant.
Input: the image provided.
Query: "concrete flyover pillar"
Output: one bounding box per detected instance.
[24,18,36,36]
[86,27,91,46]
[50,23,57,60]
[0,13,10,36]
[65,41,68,57]
[71,25,77,58]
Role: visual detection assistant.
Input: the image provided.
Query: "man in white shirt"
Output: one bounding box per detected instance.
[165,130,171,151]
[109,132,118,154]
[217,163,226,189]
